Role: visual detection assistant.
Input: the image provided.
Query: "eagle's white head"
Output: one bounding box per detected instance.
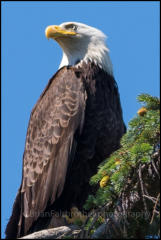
[45,22,113,75]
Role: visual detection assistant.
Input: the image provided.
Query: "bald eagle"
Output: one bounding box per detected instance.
[5,22,126,238]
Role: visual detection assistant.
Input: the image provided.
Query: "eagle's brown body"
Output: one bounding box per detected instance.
[5,61,126,238]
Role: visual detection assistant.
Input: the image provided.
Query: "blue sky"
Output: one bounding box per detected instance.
[1,1,160,238]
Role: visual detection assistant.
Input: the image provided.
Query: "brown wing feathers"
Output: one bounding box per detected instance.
[5,66,86,238]
[5,62,126,239]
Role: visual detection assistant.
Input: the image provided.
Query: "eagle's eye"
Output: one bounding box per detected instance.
[65,24,77,31]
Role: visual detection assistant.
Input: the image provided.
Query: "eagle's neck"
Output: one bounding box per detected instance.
[58,39,113,76]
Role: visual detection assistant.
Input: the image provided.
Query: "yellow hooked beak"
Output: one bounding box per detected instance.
[45,25,77,39]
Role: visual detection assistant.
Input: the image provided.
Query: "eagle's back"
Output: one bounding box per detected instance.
[5,62,125,238]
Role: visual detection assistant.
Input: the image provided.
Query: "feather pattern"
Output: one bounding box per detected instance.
[5,62,125,238]
[5,66,86,238]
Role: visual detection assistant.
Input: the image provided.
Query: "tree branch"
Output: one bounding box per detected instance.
[19,225,80,239]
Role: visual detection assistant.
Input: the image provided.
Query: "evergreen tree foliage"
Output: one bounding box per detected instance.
[82,94,160,239]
